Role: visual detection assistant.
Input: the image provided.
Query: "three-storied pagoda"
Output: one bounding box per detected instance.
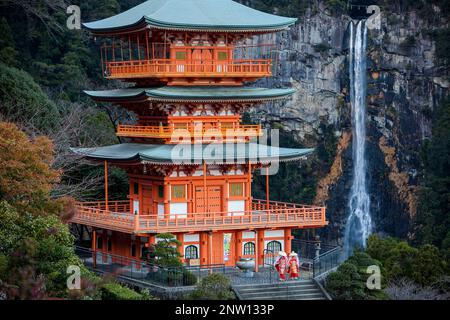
[71,0,327,269]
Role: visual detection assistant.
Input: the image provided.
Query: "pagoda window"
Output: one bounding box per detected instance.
[243,242,255,255]
[229,182,244,198]
[217,51,228,61]
[158,185,164,198]
[185,245,199,259]
[107,238,112,251]
[96,236,103,250]
[172,185,186,201]
[175,51,187,60]
[266,240,282,253]
[133,182,139,195]
[131,243,137,257]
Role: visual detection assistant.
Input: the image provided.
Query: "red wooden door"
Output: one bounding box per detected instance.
[195,185,222,214]
[142,185,152,215]
[211,233,223,265]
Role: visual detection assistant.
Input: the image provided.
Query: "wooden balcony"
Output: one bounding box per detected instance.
[100,42,276,82]
[70,199,327,234]
[116,123,262,142]
[104,59,272,80]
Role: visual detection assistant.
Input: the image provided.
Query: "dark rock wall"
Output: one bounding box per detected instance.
[249,3,449,244]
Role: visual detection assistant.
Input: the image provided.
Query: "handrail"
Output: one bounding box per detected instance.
[71,199,327,233]
[312,246,342,279]
[116,123,262,140]
[103,59,272,79]
[75,246,226,287]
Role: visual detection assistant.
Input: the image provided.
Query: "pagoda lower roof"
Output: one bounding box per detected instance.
[83,0,297,34]
[71,143,313,165]
[84,87,296,103]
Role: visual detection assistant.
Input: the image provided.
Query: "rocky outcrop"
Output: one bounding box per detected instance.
[315,131,351,205]
[249,2,449,243]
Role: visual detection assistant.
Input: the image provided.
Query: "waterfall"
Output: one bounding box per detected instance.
[343,20,372,258]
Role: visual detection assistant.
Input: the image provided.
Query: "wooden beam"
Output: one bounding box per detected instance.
[104,160,109,212]
[92,229,97,269]
[203,161,207,213]
[266,167,270,210]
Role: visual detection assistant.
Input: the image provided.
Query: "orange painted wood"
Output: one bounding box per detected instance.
[71,199,327,234]
[142,185,152,215]
[195,185,223,214]
[211,233,224,265]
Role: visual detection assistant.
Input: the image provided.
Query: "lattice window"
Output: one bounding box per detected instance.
[217,51,228,61]
[96,237,103,250]
[230,182,243,197]
[175,51,186,60]
[185,245,198,259]
[243,242,255,255]
[172,185,186,200]
[266,240,282,253]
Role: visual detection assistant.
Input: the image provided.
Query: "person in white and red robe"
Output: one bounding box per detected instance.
[288,251,300,280]
[274,251,288,281]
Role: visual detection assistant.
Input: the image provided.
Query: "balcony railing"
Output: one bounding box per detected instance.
[100,42,276,80]
[104,59,272,79]
[71,199,327,234]
[116,123,262,142]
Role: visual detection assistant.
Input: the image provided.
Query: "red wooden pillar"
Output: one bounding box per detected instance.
[203,161,208,213]
[235,231,242,262]
[256,229,264,272]
[104,161,109,212]
[163,182,170,218]
[266,167,270,210]
[284,228,292,254]
[200,232,208,266]
[246,161,252,212]
[92,229,97,269]
[208,232,213,269]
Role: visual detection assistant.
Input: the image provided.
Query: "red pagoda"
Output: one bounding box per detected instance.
[71,0,327,270]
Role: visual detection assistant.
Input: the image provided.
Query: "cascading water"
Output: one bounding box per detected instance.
[343,20,372,258]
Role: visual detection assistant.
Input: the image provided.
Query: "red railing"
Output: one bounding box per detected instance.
[71,199,327,233]
[116,123,262,141]
[104,59,272,79]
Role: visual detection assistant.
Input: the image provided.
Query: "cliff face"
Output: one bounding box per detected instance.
[251,3,449,244]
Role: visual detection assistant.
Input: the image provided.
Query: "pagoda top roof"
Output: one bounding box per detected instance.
[83,0,297,34]
[84,86,296,103]
[71,143,313,165]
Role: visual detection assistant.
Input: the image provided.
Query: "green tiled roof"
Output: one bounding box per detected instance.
[84,86,296,102]
[71,143,313,165]
[83,0,297,33]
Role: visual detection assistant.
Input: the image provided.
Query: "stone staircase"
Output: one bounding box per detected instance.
[232,279,330,300]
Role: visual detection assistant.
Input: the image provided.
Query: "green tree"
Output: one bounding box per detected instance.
[0,17,17,66]
[367,235,448,287]
[415,98,450,249]
[325,250,388,300]
[152,233,183,267]
[0,65,60,131]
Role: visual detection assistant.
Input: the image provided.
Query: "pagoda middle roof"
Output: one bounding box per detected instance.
[83,0,297,34]
[84,86,296,103]
[71,143,313,165]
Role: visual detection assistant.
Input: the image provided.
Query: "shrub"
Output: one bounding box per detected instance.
[189,273,235,300]
[367,235,447,286]
[100,283,144,300]
[325,251,388,300]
